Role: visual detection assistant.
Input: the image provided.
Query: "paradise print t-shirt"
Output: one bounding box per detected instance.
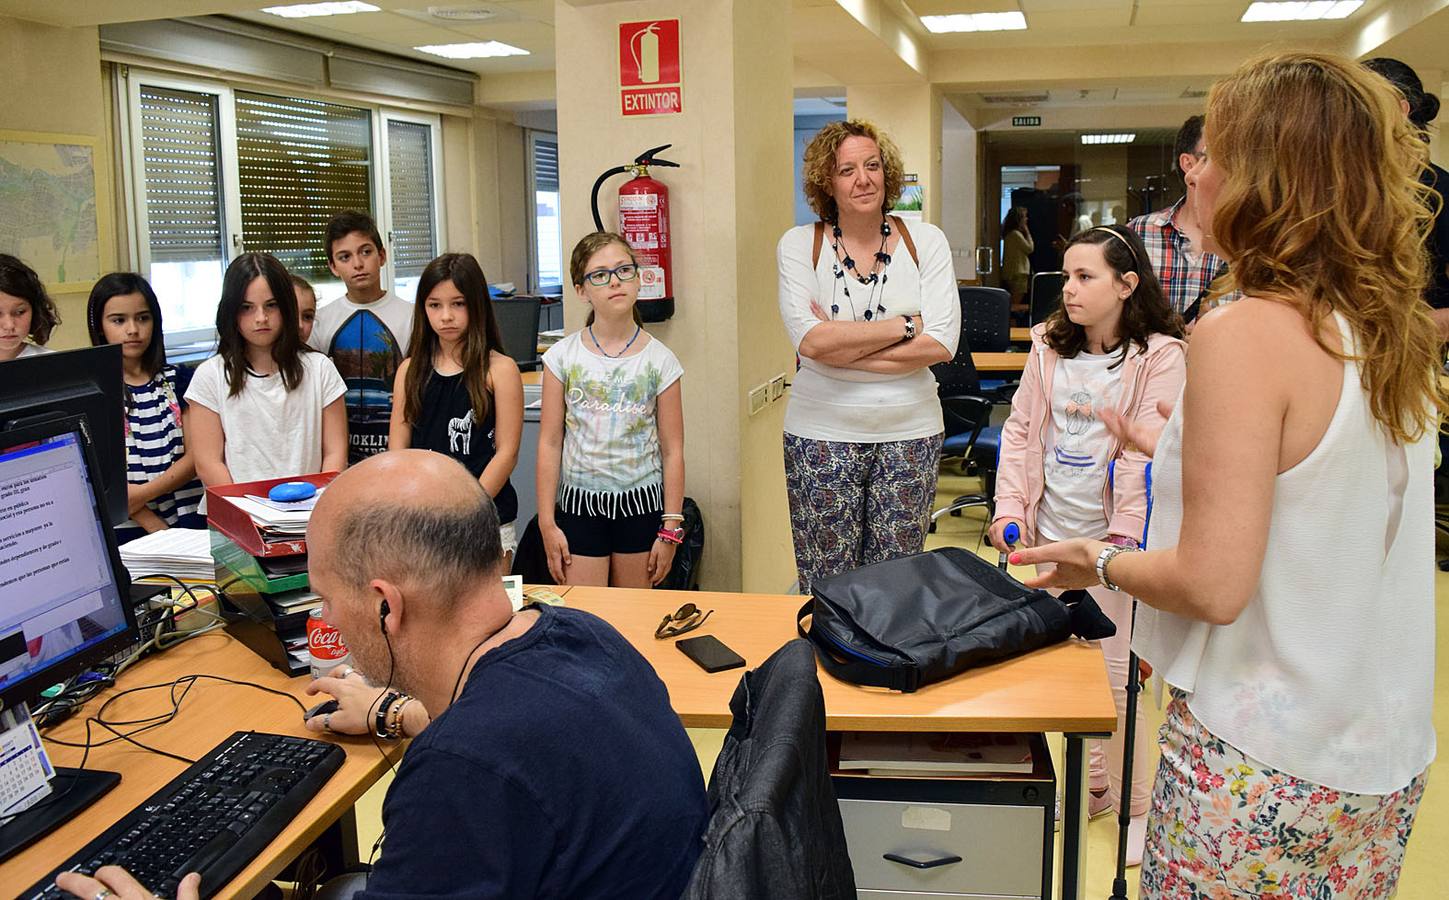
[541,331,683,518]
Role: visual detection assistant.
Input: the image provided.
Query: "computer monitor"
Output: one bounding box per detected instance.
[0,345,127,526]
[0,415,139,861]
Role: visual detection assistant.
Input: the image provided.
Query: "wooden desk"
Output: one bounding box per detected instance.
[521,370,543,387]
[565,586,1114,900]
[1011,327,1032,343]
[973,351,1029,373]
[0,632,400,899]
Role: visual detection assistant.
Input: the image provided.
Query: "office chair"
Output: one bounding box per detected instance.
[1029,272,1065,326]
[492,295,543,372]
[960,286,1011,353]
[928,393,1000,533]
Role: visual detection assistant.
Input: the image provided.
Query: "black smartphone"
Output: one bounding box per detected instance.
[676,634,745,673]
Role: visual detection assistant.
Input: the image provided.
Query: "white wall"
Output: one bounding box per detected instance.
[939,99,977,278]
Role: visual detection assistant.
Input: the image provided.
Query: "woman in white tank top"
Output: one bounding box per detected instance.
[1014,52,1442,898]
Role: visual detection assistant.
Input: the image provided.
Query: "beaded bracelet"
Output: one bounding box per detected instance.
[656,528,685,545]
[375,691,403,739]
[387,697,412,740]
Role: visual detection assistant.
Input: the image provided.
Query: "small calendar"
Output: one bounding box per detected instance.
[0,703,54,818]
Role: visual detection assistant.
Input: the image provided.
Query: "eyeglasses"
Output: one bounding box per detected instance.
[655,602,712,639]
[583,264,639,287]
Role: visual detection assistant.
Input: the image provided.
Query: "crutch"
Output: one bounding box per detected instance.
[1108,462,1152,900]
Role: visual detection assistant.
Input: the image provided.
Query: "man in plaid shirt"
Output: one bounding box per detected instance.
[1129,116,1236,322]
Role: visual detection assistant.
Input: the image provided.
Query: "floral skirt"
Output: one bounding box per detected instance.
[1141,691,1426,899]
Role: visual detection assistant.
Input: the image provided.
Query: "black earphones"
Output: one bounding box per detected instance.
[379,599,391,634]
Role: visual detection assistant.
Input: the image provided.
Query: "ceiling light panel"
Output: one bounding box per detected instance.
[921,12,1028,33]
[1081,133,1136,145]
[414,40,530,58]
[1240,1,1363,22]
[261,1,380,18]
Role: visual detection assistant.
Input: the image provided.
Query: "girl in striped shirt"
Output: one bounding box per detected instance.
[87,273,204,543]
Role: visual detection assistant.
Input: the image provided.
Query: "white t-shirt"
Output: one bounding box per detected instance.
[542,331,683,518]
[308,291,414,463]
[15,343,52,358]
[1034,350,1122,542]
[776,221,960,443]
[185,352,346,507]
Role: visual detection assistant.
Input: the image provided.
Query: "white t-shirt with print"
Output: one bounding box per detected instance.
[307,291,414,356]
[185,352,346,507]
[542,331,683,518]
[1034,350,1124,542]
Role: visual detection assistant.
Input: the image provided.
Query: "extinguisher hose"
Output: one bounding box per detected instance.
[590,165,632,232]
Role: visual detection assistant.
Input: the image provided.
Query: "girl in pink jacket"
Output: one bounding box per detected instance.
[989,224,1186,864]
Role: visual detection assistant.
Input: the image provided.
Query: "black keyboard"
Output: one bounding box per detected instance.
[23,731,344,900]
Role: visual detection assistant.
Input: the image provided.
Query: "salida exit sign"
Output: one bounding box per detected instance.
[1012,116,1042,127]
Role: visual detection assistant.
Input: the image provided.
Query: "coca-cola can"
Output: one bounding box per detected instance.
[307,608,352,680]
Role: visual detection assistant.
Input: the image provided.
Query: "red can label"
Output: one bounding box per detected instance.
[307,611,349,661]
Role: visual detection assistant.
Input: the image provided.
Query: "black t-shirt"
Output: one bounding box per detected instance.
[411,369,519,524]
[355,604,708,900]
[1423,163,1449,310]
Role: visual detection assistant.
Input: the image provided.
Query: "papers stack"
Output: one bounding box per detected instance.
[119,528,215,582]
[227,495,314,539]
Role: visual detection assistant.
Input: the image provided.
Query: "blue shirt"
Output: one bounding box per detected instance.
[356,604,708,899]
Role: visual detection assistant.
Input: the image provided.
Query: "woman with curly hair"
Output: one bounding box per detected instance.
[776,119,959,595]
[1015,53,1441,896]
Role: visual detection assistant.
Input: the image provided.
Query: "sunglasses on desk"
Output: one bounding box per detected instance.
[655,602,713,639]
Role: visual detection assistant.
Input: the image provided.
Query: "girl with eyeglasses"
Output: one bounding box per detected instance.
[536,232,685,587]
[390,253,524,569]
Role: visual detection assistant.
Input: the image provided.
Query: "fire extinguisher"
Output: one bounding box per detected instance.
[590,144,680,322]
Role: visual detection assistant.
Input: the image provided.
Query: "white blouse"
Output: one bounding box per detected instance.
[776,221,960,443]
[1134,317,1436,794]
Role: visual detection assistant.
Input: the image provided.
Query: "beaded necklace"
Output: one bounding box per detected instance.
[588,323,642,358]
[828,218,892,320]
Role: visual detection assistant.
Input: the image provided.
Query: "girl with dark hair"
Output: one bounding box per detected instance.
[0,253,61,361]
[185,253,347,503]
[86,273,203,540]
[389,253,523,564]
[991,224,1186,865]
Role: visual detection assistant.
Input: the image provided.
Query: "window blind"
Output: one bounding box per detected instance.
[386,120,436,279]
[138,86,225,264]
[235,90,372,280]
[534,137,559,193]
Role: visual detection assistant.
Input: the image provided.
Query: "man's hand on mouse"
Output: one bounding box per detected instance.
[303,667,385,735]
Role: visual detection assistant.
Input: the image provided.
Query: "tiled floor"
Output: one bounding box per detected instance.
[351,470,1447,899]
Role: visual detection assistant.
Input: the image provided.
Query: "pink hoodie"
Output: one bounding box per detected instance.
[993,324,1187,547]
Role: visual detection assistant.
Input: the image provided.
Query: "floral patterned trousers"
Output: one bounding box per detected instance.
[1141,691,1427,899]
[782,432,942,596]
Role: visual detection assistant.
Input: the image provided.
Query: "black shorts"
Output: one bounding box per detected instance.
[555,506,660,557]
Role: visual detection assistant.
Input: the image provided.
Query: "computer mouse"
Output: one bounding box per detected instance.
[304,699,340,721]
[269,481,317,503]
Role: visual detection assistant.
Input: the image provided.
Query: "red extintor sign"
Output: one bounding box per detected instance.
[619,19,682,117]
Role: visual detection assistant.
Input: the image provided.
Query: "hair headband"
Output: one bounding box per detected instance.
[1086,226,1142,271]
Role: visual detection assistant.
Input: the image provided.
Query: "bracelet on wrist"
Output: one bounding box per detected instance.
[656,527,685,545]
[387,697,412,739]
[1095,544,1140,593]
[661,513,685,522]
[375,691,403,740]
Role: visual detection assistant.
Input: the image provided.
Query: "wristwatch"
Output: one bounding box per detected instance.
[1095,544,1140,592]
[902,315,917,341]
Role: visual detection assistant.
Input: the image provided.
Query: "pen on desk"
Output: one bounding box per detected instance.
[998,522,1019,570]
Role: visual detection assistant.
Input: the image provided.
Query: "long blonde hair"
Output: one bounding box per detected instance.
[1206,51,1442,443]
